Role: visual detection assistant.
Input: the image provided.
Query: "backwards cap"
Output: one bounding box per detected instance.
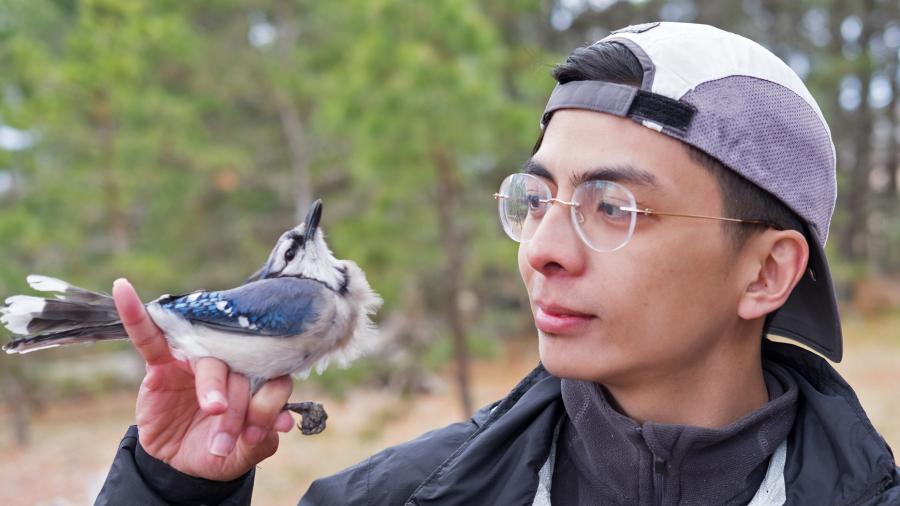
[541,22,842,361]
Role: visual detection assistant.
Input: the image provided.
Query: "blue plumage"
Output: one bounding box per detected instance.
[160,277,325,337]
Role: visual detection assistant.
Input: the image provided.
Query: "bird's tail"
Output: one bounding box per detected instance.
[1,275,127,354]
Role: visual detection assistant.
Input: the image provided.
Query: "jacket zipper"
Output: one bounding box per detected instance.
[636,426,667,506]
[653,454,667,506]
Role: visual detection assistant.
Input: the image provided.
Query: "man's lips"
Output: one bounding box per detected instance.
[534,302,596,334]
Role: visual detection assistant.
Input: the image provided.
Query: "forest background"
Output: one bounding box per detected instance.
[1,0,899,503]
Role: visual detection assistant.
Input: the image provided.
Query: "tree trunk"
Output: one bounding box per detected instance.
[838,1,876,263]
[433,149,473,417]
[884,42,899,272]
[92,89,129,254]
[273,2,312,222]
[277,92,312,222]
[887,89,898,210]
[884,0,899,217]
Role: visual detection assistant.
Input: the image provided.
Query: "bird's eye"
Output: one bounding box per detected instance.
[284,248,296,262]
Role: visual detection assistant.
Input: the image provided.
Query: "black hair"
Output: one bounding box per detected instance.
[540,41,805,250]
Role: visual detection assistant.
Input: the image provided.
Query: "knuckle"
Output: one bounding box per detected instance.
[198,375,223,392]
[219,404,247,433]
[122,311,146,327]
[119,302,150,327]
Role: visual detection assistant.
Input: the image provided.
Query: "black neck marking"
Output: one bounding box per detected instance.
[282,266,349,295]
[337,265,350,295]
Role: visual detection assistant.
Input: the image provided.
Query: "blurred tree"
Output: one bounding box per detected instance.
[313,0,543,415]
[0,0,548,423]
[1,0,896,442]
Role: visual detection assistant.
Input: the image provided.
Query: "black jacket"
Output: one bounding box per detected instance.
[96,341,900,505]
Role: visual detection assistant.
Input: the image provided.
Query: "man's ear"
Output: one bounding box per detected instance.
[737,229,809,321]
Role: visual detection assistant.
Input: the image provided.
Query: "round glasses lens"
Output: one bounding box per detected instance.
[498,173,549,242]
[571,181,637,252]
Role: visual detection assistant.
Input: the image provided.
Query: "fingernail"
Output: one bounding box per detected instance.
[244,426,264,446]
[204,391,227,409]
[210,432,235,457]
[113,278,129,290]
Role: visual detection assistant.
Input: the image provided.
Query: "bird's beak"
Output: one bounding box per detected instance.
[304,199,323,237]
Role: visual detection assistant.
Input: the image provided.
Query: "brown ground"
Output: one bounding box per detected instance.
[1,313,898,505]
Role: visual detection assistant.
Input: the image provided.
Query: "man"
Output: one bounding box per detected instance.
[96,22,900,505]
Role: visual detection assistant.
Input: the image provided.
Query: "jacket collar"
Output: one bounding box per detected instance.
[406,341,898,505]
[553,361,797,505]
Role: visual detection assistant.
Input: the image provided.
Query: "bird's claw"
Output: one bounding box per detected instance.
[283,401,328,435]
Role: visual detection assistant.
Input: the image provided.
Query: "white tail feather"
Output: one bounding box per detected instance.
[27,275,70,293]
[5,342,61,354]
[1,295,45,335]
[1,314,32,335]
[3,295,45,314]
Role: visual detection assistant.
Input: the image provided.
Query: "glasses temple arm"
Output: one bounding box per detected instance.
[618,206,774,226]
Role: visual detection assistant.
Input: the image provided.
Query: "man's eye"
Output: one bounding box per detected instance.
[598,201,627,220]
[599,201,617,215]
[524,195,548,218]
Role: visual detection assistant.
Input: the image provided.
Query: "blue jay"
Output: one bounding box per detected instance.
[1,199,382,434]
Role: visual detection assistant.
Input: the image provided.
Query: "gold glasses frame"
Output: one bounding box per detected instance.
[493,172,779,252]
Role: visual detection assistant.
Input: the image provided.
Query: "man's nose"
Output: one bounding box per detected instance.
[523,201,586,276]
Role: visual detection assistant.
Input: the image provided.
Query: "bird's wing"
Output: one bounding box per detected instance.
[160,277,327,337]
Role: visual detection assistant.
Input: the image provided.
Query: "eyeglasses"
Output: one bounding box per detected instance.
[493,173,776,252]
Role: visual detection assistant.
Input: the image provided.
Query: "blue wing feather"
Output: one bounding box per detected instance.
[160,277,326,337]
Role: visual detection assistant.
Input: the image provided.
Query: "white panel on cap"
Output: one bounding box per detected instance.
[603,22,830,134]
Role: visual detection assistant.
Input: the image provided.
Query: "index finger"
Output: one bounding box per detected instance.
[113,278,173,366]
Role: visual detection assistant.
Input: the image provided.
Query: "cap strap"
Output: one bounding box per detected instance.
[541,81,696,135]
[628,90,696,134]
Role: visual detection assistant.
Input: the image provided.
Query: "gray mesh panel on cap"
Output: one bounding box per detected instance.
[679,76,836,245]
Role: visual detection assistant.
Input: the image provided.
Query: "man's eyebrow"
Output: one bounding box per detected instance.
[570,165,659,189]
[521,158,658,188]
[522,158,554,182]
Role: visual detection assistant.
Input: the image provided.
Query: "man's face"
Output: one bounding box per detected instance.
[519,110,743,387]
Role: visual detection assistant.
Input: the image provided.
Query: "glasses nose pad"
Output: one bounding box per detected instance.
[573,206,586,225]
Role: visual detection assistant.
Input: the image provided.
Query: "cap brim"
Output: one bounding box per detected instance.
[767,233,843,362]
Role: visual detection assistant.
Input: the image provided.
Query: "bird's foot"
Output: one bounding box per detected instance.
[283,401,328,435]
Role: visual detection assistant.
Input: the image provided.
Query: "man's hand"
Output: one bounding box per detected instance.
[112,278,295,481]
